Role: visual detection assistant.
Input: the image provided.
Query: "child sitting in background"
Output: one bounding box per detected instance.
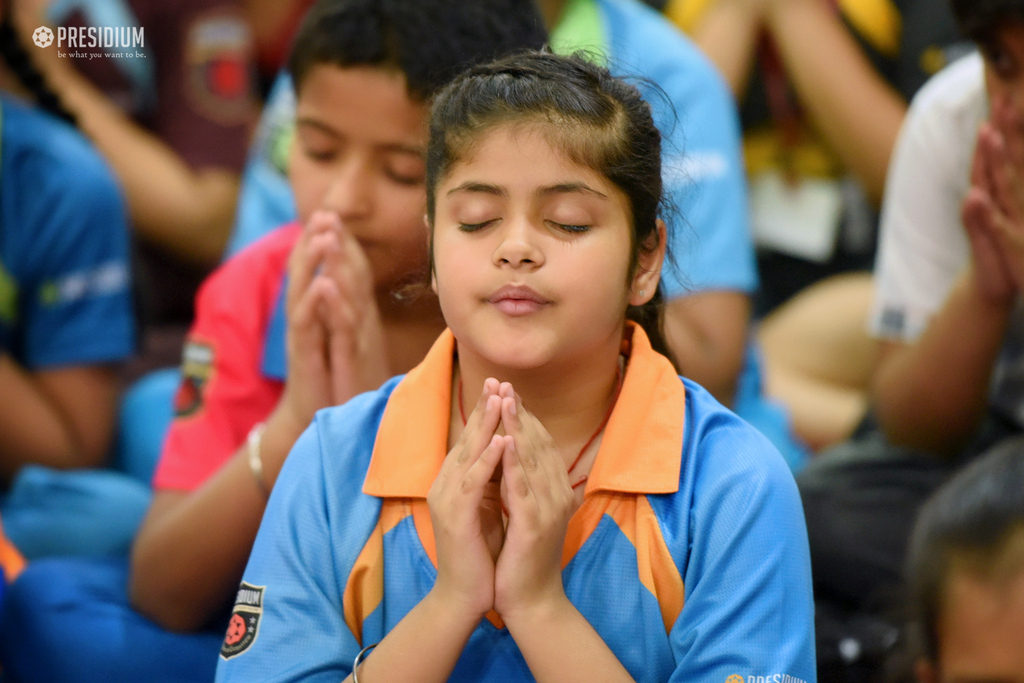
[904,435,1024,683]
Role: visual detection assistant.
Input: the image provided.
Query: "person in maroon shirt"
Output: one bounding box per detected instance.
[14,0,259,368]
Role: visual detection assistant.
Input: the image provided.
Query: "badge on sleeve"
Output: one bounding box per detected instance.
[220,581,265,659]
[185,11,254,123]
[174,340,213,417]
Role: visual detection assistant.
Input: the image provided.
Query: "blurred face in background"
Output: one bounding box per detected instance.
[916,561,1024,683]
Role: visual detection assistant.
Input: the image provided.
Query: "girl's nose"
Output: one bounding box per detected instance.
[492,219,544,268]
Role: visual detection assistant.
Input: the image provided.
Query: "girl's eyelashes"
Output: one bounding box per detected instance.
[550,221,590,234]
[458,219,497,232]
[455,219,592,234]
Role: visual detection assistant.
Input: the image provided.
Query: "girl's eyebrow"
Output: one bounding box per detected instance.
[538,182,608,199]
[447,181,507,197]
[445,181,608,199]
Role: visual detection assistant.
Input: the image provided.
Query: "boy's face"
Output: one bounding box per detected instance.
[289,65,430,291]
[983,22,1024,139]
[916,567,1024,683]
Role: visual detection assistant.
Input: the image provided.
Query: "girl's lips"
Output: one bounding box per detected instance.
[487,285,551,316]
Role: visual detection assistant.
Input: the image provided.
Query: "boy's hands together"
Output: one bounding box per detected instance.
[280,211,389,431]
[964,102,1024,303]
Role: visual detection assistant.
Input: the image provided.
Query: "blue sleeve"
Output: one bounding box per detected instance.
[212,419,368,683]
[13,123,135,369]
[225,72,297,258]
[644,51,757,299]
[660,391,816,682]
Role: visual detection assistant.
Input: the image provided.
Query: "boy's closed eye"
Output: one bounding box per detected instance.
[383,154,427,186]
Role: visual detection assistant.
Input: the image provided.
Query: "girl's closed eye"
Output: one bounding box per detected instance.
[458,219,499,232]
[548,220,590,234]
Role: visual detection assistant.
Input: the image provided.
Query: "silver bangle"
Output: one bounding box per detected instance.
[351,642,378,683]
[247,422,269,497]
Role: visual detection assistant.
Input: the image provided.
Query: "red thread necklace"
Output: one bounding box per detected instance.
[457,367,623,490]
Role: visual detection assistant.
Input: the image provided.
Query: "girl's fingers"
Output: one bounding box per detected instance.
[457,395,503,467]
[465,434,505,497]
[501,434,531,507]
[453,379,501,451]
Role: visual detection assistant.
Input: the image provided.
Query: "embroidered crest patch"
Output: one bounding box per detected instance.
[174,340,213,417]
[220,581,265,659]
[185,12,254,124]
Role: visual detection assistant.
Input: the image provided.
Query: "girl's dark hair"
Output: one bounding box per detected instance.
[951,0,1024,43]
[426,50,674,358]
[0,16,76,125]
[287,0,547,100]
[905,437,1024,662]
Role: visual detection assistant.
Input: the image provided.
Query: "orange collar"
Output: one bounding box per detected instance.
[362,323,685,498]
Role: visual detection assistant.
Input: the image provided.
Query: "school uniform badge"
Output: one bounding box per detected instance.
[185,11,254,124]
[221,582,265,659]
[173,340,213,417]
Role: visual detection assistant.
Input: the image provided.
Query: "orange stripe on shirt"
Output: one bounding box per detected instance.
[566,493,684,633]
[0,518,24,583]
[343,500,410,645]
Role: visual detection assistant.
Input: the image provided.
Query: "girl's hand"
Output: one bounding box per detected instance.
[427,378,506,619]
[493,386,574,622]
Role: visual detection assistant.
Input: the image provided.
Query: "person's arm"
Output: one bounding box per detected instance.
[35,57,241,264]
[0,356,118,477]
[763,0,906,204]
[129,404,308,631]
[873,270,1012,454]
[130,216,390,630]
[665,0,766,98]
[664,292,750,407]
[874,119,1024,454]
[654,50,756,407]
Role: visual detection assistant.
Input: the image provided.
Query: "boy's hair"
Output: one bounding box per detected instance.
[905,436,1024,662]
[951,0,1024,42]
[425,50,673,358]
[287,0,548,99]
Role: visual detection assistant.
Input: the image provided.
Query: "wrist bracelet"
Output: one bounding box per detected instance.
[247,422,269,498]
[351,642,378,683]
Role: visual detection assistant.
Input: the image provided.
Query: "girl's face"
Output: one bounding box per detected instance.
[431,124,662,370]
[289,65,429,291]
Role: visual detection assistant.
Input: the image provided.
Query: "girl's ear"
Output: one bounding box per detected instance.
[629,219,667,306]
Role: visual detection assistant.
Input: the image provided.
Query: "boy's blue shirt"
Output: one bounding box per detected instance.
[215,326,816,683]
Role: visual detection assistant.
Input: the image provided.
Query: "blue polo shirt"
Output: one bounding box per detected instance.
[216,325,815,682]
[0,95,134,368]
